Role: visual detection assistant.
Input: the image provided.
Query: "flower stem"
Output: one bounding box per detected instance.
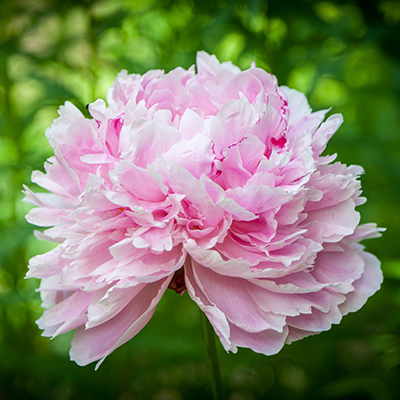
[200,310,224,400]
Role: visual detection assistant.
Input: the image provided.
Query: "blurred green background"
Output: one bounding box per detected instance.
[1,0,400,399]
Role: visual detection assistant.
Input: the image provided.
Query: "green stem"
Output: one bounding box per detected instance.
[200,310,224,400]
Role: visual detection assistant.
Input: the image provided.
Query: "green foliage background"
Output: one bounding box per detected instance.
[1,0,399,399]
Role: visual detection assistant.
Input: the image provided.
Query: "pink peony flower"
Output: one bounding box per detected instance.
[24,52,383,367]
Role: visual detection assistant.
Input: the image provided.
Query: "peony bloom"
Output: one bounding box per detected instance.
[24,52,383,367]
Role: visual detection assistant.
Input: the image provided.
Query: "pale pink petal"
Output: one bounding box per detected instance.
[339,243,383,315]
[70,277,171,368]
[228,324,289,355]
[196,51,237,86]
[185,259,236,352]
[226,185,292,214]
[178,108,207,139]
[312,114,343,157]
[286,293,345,332]
[86,284,146,328]
[280,86,312,126]
[124,119,182,168]
[312,242,365,293]
[192,261,287,333]
[37,290,96,337]
[110,161,168,202]
[161,133,214,179]
[305,198,360,242]
[209,98,255,158]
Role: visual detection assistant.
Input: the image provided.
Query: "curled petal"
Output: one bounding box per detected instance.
[70,277,171,368]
